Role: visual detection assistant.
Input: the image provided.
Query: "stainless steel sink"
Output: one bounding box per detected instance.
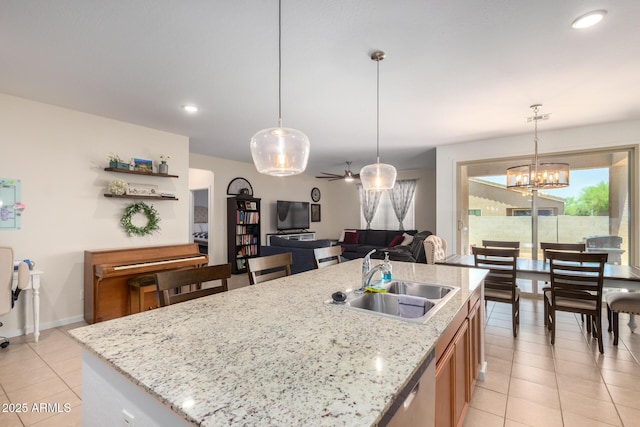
[348,292,436,319]
[384,280,455,299]
[328,281,459,323]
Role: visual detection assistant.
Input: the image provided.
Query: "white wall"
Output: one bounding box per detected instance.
[0,93,190,335]
[189,154,345,264]
[436,119,640,262]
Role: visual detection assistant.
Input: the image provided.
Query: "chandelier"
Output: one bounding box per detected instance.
[250,0,310,176]
[506,104,569,191]
[360,51,397,191]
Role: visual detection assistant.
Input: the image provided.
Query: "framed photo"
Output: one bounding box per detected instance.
[311,203,321,222]
[133,157,153,172]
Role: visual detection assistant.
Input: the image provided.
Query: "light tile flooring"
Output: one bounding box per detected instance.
[464,298,640,427]
[0,274,249,426]
[3,293,640,426]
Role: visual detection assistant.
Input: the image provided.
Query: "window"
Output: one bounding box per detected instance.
[468,209,482,216]
[360,191,416,230]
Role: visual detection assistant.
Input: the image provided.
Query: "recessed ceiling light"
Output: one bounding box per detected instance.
[572,10,607,29]
[182,104,198,113]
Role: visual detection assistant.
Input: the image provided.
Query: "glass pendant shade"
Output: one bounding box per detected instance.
[250,125,310,176]
[360,162,397,191]
[506,162,570,190]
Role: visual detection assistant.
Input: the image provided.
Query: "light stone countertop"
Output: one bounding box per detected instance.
[70,260,487,426]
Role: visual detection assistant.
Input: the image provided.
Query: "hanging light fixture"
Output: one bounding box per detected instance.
[360,51,397,191]
[250,0,310,176]
[506,104,569,191]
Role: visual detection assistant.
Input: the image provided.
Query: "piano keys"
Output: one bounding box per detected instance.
[84,244,208,324]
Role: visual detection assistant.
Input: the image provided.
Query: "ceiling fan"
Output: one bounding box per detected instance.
[315,161,360,182]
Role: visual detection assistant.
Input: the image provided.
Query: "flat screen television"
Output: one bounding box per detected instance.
[276,200,310,231]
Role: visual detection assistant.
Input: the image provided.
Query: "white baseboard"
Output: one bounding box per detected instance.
[1,315,85,339]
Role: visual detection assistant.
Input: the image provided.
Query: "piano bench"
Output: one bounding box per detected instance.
[128,274,159,314]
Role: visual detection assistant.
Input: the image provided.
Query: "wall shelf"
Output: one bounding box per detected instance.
[104,168,178,178]
[103,194,178,201]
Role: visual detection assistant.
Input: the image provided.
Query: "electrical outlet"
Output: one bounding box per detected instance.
[122,409,135,427]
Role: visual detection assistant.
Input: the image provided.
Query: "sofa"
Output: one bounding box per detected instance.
[339,229,432,263]
[260,236,333,274]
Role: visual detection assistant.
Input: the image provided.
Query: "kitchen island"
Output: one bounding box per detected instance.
[70,260,487,426]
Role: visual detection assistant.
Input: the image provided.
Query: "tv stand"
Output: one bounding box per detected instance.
[266,231,316,246]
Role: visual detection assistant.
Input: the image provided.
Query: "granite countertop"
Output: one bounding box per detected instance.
[70,260,487,426]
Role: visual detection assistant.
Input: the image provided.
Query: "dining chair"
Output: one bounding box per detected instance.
[540,242,586,263]
[541,242,588,324]
[424,235,447,264]
[544,251,608,353]
[472,246,520,337]
[482,240,520,249]
[247,253,293,285]
[154,263,231,307]
[313,245,342,269]
[606,292,640,345]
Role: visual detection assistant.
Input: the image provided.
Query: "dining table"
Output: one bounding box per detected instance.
[439,254,640,330]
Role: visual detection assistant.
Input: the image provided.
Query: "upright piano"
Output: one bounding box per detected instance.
[84,244,208,323]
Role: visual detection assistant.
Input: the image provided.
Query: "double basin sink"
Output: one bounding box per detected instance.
[329,280,459,323]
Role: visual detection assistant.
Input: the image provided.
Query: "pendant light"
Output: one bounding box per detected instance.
[506,104,569,191]
[360,51,397,191]
[250,0,310,176]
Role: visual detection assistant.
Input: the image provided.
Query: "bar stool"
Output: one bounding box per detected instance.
[606,292,640,345]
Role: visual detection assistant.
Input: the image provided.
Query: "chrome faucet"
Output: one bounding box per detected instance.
[362,264,385,289]
[356,249,378,293]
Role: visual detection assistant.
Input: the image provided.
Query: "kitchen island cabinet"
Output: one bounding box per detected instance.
[70,261,487,426]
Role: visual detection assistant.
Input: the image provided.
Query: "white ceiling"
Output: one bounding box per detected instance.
[2,1,639,176]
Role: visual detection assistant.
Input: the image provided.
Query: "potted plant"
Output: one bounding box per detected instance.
[108,153,130,170]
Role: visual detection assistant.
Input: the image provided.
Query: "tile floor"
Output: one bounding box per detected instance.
[464,298,640,427]
[2,293,640,426]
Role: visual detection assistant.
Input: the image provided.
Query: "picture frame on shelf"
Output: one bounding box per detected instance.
[132,158,153,172]
[125,183,159,196]
[311,204,321,222]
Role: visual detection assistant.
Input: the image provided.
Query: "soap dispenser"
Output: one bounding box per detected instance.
[382,252,392,282]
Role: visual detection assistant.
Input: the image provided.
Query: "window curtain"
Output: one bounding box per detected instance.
[389,179,417,230]
[357,184,382,229]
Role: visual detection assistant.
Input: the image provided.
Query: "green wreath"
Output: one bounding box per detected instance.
[121,202,160,236]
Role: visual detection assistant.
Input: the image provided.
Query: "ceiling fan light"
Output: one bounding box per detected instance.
[360,162,397,191]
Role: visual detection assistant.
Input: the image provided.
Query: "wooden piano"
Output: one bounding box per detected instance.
[84,244,208,323]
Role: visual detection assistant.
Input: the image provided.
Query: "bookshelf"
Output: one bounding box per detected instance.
[227,196,261,274]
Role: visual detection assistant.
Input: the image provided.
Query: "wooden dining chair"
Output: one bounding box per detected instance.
[313,246,342,269]
[473,246,520,337]
[482,240,520,249]
[540,242,586,263]
[247,253,292,285]
[544,251,608,353]
[154,263,231,307]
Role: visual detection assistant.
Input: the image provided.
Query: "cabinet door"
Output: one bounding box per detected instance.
[435,318,470,427]
[468,300,482,391]
[453,320,470,426]
[435,344,454,427]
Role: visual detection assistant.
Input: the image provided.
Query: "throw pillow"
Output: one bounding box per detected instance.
[388,235,404,248]
[400,233,414,246]
[338,229,356,242]
[343,231,359,244]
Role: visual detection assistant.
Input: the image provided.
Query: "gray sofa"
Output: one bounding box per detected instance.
[260,236,332,274]
[340,229,432,263]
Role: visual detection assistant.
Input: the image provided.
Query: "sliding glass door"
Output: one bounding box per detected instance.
[458,148,634,266]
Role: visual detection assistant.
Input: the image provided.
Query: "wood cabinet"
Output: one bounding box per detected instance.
[227,197,261,274]
[435,286,482,427]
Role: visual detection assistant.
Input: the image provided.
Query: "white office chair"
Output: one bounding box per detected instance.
[1,247,30,349]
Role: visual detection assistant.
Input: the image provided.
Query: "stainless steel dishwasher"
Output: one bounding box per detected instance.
[380,348,436,427]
